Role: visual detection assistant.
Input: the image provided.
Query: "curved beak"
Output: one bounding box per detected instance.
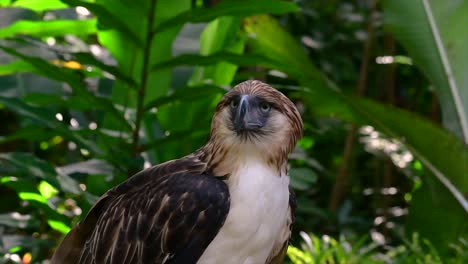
[234,95,263,131]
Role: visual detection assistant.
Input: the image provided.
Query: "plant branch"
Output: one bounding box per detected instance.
[132,0,158,156]
[382,34,396,235]
[328,125,357,211]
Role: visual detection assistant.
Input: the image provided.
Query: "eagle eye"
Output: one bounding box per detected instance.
[259,102,271,113]
[230,99,239,109]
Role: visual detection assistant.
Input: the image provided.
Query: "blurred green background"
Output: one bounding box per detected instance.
[0,0,467,263]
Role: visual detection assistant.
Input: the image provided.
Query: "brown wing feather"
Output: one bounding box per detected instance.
[51,156,230,264]
[51,192,110,263]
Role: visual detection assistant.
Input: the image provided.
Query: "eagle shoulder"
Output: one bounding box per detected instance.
[51,156,230,264]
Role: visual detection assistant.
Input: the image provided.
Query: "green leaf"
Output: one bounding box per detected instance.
[289,167,318,191]
[61,0,143,47]
[72,52,136,86]
[153,0,298,34]
[47,219,71,234]
[0,45,84,87]
[18,192,47,204]
[0,47,132,132]
[0,235,55,254]
[1,176,38,194]
[341,97,468,250]
[243,16,325,82]
[0,152,82,194]
[0,98,102,156]
[139,129,209,153]
[144,84,226,110]
[0,0,12,6]
[11,0,68,12]
[151,51,280,72]
[59,160,113,175]
[38,180,59,199]
[0,213,40,229]
[85,174,112,196]
[346,96,468,199]
[243,15,356,120]
[22,94,133,137]
[23,93,94,110]
[382,0,468,142]
[406,180,468,251]
[189,16,245,85]
[0,19,97,38]
[344,96,468,249]
[0,59,103,82]
[0,60,35,75]
[287,245,313,263]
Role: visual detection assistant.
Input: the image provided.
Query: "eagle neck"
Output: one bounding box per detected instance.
[197,139,288,178]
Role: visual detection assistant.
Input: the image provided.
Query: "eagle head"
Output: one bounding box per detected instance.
[207,80,303,171]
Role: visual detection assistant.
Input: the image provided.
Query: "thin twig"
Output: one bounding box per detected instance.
[132,0,158,156]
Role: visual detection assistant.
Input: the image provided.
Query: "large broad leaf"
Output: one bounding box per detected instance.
[8,0,68,12]
[61,0,143,47]
[344,97,468,250]
[150,51,280,73]
[0,45,83,88]
[404,177,467,251]
[153,0,298,34]
[243,16,322,81]
[0,19,97,38]
[154,16,246,162]
[345,96,468,197]
[242,15,468,247]
[0,0,12,6]
[159,16,245,123]
[189,16,245,86]
[0,60,36,75]
[290,168,318,191]
[382,0,468,143]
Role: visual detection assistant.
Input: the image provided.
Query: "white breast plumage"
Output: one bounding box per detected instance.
[198,159,290,264]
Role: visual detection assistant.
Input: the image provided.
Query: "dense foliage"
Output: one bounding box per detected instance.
[0,0,467,263]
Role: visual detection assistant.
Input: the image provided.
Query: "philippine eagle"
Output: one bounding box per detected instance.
[52,80,303,264]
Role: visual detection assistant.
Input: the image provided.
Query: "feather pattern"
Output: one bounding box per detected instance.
[52,156,230,264]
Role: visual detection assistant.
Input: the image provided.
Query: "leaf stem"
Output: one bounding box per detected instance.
[422,0,468,144]
[132,0,158,155]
